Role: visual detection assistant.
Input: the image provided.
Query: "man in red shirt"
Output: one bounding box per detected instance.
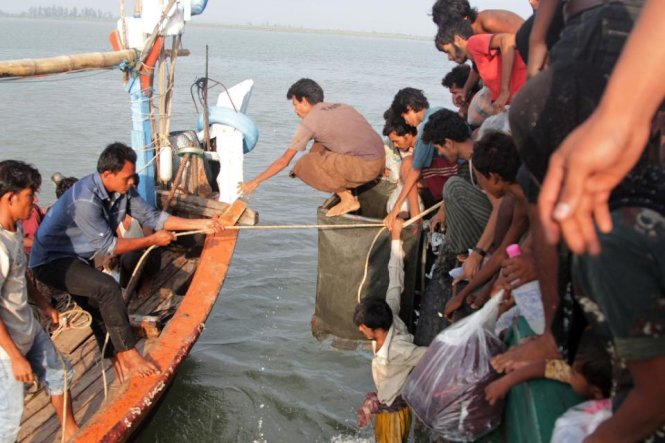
[435,19,526,113]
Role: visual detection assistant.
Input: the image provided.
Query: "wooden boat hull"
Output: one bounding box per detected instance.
[71,201,246,442]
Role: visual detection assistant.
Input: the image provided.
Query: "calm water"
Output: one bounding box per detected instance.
[0,18,454,442]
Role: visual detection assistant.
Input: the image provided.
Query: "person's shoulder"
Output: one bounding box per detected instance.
[468,33,492,48]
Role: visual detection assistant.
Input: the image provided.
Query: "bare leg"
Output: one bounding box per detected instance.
[326,190,360,217]
[51,392,80,441]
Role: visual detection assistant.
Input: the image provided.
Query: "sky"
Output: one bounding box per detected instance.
[0,0,533,37]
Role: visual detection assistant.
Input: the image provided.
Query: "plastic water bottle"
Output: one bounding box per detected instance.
[505,244,545,334]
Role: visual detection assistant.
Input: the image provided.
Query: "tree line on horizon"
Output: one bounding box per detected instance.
[0,6,114,19]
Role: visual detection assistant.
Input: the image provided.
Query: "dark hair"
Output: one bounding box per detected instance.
[382,108,417,137]
[435,19,474,49]
[432,0,478,25]
[390,87,429,115]
[472,131,521,183]
[353,298,393,331]
[574,331,612,398]
[442,64,471,89]
[286,78,324,105]
[421,108,470,145]
[0,160,41,198]
[55,177,78,199]
[96,143,137,174]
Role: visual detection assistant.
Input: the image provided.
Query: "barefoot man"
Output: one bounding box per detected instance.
[29,143,222,381]
[239,78,385,217]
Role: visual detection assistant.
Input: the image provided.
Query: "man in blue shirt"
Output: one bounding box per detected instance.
[30,143,222,381]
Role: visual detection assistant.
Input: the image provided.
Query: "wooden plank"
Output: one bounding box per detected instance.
[128,253,197,316]
[156,190,257,226]
[23,364,117,443]
[21,337,99,420]
[51,325,94,356]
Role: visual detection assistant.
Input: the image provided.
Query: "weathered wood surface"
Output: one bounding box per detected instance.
[157,189,258,226]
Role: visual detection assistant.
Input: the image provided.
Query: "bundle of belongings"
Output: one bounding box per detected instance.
[403,292,506,441]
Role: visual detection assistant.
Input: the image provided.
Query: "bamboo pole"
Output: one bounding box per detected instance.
[0,49,137,78]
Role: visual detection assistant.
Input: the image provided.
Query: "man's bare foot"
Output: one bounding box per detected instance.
[114,348,159,381]
[326,191,360,217]
[491,332,560,373]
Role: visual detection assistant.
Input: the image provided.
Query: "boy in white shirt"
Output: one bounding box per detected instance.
[353,219,427,442]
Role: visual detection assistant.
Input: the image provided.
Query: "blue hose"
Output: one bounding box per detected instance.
[196,107,259,154]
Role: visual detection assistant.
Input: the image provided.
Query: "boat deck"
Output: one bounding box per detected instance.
[18,245,200,443]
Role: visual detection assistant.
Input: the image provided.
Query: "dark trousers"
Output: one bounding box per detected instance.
[33,257,136,356]
[119,249,161,289]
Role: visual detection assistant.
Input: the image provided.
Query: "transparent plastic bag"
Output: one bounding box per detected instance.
[403,292,506,441]
[551,399,612,443]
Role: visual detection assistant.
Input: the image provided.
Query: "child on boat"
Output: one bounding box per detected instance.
[484,328,611,405]
[353,219,427,443]
[0,160,79,442]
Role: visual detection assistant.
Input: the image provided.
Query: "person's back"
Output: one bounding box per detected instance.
[474,9,524,34]
[291,102,384,161]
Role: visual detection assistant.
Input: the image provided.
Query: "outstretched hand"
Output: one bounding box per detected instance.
[539,110,649,255]
[237,180,258,199]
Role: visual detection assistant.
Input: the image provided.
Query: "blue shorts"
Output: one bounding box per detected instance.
[0,328,73,443]
[26,328,74,396]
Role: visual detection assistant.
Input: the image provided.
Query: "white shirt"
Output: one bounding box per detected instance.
[371,240,427,407]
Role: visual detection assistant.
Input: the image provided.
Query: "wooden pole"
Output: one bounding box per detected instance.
[0,49,137,78]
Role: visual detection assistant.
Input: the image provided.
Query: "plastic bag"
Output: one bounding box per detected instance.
[403,292,506,441]
[512,280,545,334]
[551,399,612,443]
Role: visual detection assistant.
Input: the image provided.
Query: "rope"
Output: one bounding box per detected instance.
[356,202,442,303]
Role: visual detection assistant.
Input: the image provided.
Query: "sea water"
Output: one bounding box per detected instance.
[0,17,455,442]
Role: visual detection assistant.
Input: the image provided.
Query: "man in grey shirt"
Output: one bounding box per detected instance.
[239,78,385,217]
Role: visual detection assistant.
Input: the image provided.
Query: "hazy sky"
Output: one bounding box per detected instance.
[0,1,533,37]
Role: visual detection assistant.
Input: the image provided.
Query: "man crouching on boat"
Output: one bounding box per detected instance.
[239,78,385,217]
[353,219,426,442]
[29,143,223,381]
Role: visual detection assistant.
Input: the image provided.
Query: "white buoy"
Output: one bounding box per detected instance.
[158,145,173,184]
[211,79,254,203]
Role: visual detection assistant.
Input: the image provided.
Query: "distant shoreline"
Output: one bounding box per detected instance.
[0,15,430,42]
